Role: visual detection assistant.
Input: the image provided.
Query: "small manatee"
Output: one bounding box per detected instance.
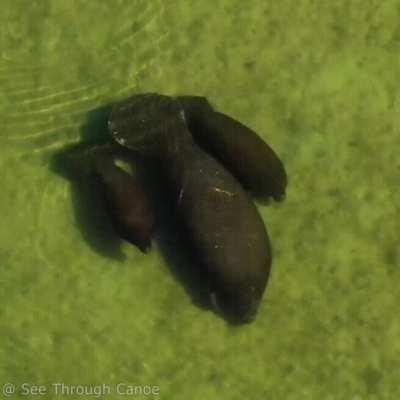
[178,96,287,200]
[92,151,155,252]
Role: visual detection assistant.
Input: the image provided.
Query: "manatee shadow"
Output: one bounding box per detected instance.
[50,104,127,262]
[49,103,214,314]
[50,142,126,262]
[140,162,213,312]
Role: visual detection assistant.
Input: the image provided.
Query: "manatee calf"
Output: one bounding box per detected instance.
[177,95,287,200]
[90,148,155,252]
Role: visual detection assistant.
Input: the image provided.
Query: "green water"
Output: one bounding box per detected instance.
[1,1,399,399]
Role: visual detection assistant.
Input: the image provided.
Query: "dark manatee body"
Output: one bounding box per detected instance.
[178,96,287,200]
[160,124,271,322]
[108,93,274,323]
[109,93,182,157]
[92,151,155,252]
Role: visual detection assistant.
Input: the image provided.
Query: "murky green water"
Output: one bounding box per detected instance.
[1,1,399,399]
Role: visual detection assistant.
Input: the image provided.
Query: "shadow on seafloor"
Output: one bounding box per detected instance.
[50,103,214,318]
